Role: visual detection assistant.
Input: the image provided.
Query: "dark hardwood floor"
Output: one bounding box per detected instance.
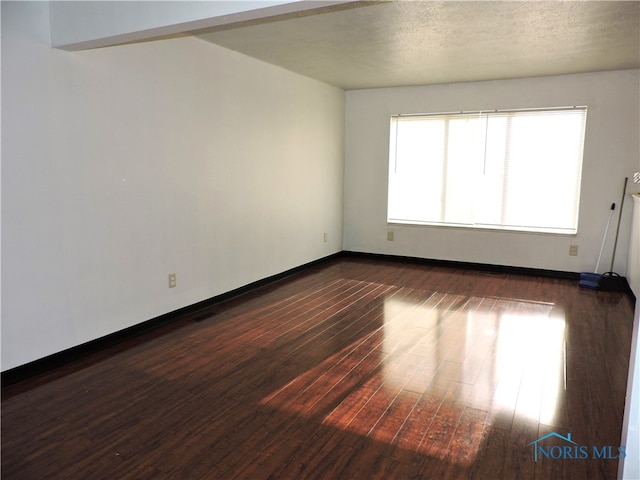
[2,256,636,479]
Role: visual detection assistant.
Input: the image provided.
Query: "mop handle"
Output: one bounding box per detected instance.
[595,203,615,273]
[609,177,629,273]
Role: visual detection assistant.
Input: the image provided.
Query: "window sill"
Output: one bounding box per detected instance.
[387,220,577,236]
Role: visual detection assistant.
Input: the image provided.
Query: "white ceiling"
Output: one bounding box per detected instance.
[195,0,640,90]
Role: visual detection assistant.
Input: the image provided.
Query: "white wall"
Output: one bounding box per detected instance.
[620,167,640,480]
[621,301,640,479]
[627,195,640,298]
[50,1,352,50]
[1,1,345,371]
[344,71,640,273]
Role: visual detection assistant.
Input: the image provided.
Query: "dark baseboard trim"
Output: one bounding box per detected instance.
[3,250,632,388]
[1,252,342,388]
[342,251,636,299]
[341,250,582,280]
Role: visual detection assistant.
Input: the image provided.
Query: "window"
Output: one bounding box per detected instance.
[387,107,587,234]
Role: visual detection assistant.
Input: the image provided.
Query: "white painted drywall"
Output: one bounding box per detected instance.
[620,190,640,479]
[620,301,640,479]
[344,71,640,273]
[627,195,640,298]
[1,1,344,371]
[50,1,350,50]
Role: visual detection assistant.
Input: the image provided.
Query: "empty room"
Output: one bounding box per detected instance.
[2,1,640,479]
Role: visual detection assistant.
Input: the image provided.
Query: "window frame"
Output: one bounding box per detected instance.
[386,106,588,235]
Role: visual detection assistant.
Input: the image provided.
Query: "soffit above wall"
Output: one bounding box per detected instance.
[50,1,357,50]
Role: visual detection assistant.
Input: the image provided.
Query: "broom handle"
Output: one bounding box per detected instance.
[609,177,628,273]
[595,203,615,273]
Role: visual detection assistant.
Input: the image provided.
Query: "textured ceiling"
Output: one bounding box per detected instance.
[196,0,640,90]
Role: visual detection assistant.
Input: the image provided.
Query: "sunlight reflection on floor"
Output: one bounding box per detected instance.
[259,287,566,466]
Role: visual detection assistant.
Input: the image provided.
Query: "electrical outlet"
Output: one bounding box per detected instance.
[169,273,177,288]
[569,245,578,256]
[323,232,328,243]
[387,231,394,241]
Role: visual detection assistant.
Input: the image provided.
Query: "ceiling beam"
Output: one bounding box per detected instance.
[50,0,358,51]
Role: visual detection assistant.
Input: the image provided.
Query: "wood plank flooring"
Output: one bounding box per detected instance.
[2,256,636,479]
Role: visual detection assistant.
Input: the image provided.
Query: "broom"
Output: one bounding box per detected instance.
[579,203,615,289]
[598,177,629,291]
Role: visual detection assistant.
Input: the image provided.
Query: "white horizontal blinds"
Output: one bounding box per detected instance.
[388,115,446,223]
[388,112,484,225]
[491,108,587,233]
[442,113,485,225]
[388,107,587,234]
